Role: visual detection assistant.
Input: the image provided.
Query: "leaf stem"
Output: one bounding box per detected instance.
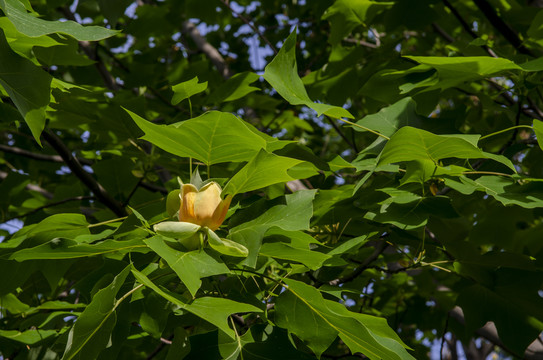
[88,216,128,228]
[479,125,533,140]
[338,118,391,140]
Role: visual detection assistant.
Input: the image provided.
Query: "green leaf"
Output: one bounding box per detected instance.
[445,176,543,208]
[322,0,393,45]
[9,238,147,260]
[34,38,95,66]
[144,235,230,296]
[97,0,132,27]
[229,190,316,267]
[259,241,330,270]
[0,28,51,144]
[61,266,131,360]
[131,268,261,339]
[0,0,118,41]
[400,159,468,185]
[457,281,543,356]
[275,279,415,359]
[223,149,317,196]
[263,30,353,119]
[208,71,260,103]
[171,76,208,105]
[127,109,268,165]
[534,119,543,151]
[166,327,191,360]
[378,126,515,171]
[187,297,261,339]
[402,56,522,91]
[206,228,248,258]
[0,329,59,345]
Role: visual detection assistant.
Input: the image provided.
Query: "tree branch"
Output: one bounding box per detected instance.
[328,239,389,286]
[181,21,232,79]
[449,306,543,359]
[471,0,534,56]
[441,0,498,57]
[42,130,127,217]
[4,196,94,222]
[0,144,93,165]
[58,6,120,91]
[0,170,53,199]
[219,0,278,55]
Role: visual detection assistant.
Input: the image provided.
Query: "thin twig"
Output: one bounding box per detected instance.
[325,117,358,153]
[42,130,127,217]
[4,196,94,222]
[0,144,90,165]
[219,0,278,55]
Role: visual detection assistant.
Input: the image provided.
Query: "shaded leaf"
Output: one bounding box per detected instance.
[378,126,515,171]
[144,235,230,296]
[229,190,316,267]
[208,71,260,103]
[0,28,51,143]
[0,0,118,41]
[127,109,268,165]
[223,149,318,196]
[263,30,353,119]
[171,76,208,105]
[275,279,415,359]
[61,266,131,360]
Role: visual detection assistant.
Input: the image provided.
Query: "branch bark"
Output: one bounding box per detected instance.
[42,130,127,217]
[449,306,543,360]
[471,0,534,56]
[0,170,53,199]
[181,21,232,79]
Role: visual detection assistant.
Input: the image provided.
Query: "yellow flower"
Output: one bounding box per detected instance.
[179,182,232,231]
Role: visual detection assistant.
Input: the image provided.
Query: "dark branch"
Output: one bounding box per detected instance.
[472,0,534,56]
[219,0,278,55]
[0,170,53,200]
[328,240,389,286]
[0,144,93,166]
[441,0,498,57]
[4,196,94,222]
[182,21,231,79]
[42,130,127,217]
[449,306,543,359]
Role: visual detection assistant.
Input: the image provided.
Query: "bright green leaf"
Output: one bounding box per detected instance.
[263,30,353,119]
[171,76,208,105]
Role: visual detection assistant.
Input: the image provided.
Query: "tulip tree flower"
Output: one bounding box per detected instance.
[153,180,248,257]
[179,182,232,231]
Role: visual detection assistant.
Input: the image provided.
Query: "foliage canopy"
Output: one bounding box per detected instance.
[1,0,543,359]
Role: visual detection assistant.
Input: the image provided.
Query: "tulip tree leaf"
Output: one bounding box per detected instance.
[127,109,270,165]
[0,28,52,144]
[144,235,230,296]
[275,279,415,359]
[402,56,522,91]
[0,329,59,345]
[259,241,330,270]
[228,190,316,267]
[223,149,318,196]
[0,0,118,41]
[9,238,148,260]
[444,176,543,209]
[263,30,354,119]
[208,71,260,103]
[131,268,261,339]
[61,266,131,360]
[534,119,543,151]
[322,0,393,45]
[171,76,208,105]
[378,126,515,171]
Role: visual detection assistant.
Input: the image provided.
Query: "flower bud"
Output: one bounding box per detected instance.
[179,182,232,230]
